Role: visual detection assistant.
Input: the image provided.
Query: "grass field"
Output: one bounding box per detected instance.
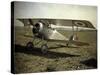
[14,26,97,73]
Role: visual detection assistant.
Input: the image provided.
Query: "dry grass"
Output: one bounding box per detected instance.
[14,26,97,73]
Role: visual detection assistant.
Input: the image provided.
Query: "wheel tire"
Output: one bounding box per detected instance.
[26,42,34,50]
[41,44,48,54]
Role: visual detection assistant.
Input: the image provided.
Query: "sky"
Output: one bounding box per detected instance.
[14,1,97,28]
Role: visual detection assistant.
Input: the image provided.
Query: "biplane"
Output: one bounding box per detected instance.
[18,19,96,54]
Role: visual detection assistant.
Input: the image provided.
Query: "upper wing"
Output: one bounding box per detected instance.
[18,19,35,26]
[17,19,50,26]
[17,19,96,31]
[50,20,96,31]
[73,20,95,28]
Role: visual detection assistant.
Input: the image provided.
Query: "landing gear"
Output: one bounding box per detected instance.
[66,41,69,47]
[26,42,34,50]
[26,33,48,53]
[41,44,48,54]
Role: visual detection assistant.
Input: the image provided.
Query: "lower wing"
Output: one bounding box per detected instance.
[70,40,89,46]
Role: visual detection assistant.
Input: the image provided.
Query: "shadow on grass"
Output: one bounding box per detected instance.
[15,44,80,59]
[80,58,97,68]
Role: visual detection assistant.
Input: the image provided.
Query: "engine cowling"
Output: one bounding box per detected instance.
[32,22,43,34]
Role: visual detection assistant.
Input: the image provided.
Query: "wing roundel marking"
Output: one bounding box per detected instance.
[74,21,86,27]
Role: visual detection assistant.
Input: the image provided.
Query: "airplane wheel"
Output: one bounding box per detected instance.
[41,44,48,54]
[26,42,34,50]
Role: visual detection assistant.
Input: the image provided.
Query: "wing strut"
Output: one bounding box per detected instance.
[71,21,79,41]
